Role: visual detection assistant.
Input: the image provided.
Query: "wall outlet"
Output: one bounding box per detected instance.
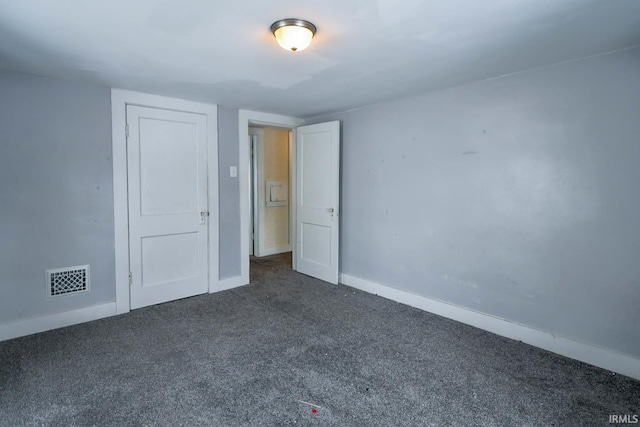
[230,166,237,178]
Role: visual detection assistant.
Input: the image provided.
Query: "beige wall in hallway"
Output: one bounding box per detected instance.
[263,128,289,250]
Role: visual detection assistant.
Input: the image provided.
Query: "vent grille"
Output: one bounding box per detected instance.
[46,265,90,297]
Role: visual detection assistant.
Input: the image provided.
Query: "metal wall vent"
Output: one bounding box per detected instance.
[46,265,90,297]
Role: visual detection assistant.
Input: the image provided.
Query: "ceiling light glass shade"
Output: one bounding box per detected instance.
[271,19,316,52]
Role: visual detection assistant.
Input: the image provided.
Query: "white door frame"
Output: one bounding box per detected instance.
[238,110,304,284]
[248,127,264,257]
[249,135,258,255]
[112,89,219,315]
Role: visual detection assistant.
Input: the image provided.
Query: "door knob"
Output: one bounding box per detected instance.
[328,208,334,213]
[200,210,209,224]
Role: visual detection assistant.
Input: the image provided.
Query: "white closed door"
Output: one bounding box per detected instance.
[127,106,209,309]
[295,121,340,284]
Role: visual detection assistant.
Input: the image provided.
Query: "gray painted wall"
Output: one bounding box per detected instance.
[0,71,115,323]
[0,75,245,323]
[312,48,640,358]
[218,106,241,279]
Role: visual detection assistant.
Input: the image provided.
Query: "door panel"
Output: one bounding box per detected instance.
[301,132,332,208]
[139,119,199,215]
[295,121,340,284]
[127,106,209,309]
[300,223,332,266]
[141,233,200,287]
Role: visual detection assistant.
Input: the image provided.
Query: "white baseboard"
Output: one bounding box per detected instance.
[340,273,640,381]
[0,302,117,342]
[258,245,292,257]
[216,276,249,292]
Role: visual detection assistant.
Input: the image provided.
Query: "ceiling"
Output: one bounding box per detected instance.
[1,0,639,118]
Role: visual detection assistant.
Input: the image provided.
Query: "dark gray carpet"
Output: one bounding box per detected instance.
[1,253,638,426]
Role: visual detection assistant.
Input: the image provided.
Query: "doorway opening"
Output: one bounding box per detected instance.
[239,110,339,287]
[248,125,294,278]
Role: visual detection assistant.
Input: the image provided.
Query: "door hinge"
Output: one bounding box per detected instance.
[128,271,132,286]
[125,123,129,139]
[251,233,255,240]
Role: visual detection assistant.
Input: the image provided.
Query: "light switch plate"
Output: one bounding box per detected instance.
[230,166,237,177]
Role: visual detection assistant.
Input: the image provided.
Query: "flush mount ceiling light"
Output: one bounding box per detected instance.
[271,19,316,52]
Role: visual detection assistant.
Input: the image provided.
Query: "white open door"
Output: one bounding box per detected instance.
[295,121,340,284]
[127,106,209,309]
